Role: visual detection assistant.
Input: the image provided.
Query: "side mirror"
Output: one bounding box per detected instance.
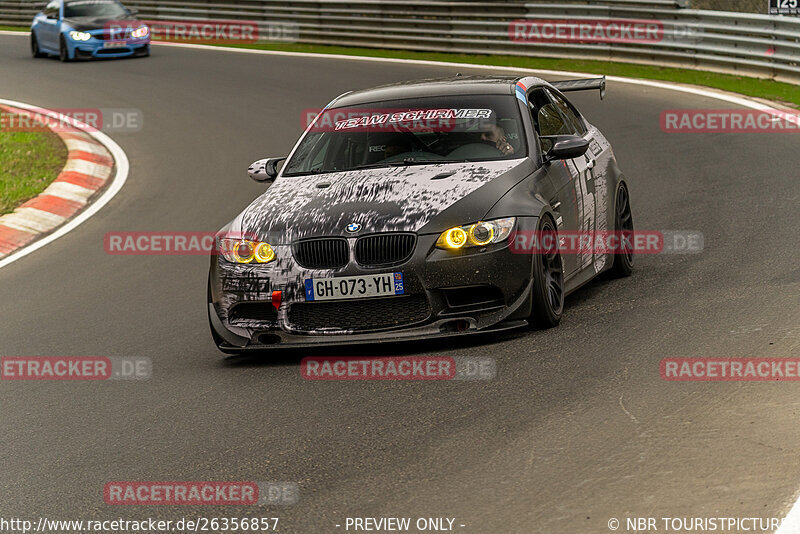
[544,135,590,161]
[248,157,284,183]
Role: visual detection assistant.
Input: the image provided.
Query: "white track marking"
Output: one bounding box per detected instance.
[0,98,129,270]
[61,157,112,178]
[2,208,66,232]
[42,181,95,203]
[64,138,109,155]
[779,496,800,534]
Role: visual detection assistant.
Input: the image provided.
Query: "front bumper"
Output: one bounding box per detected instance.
[208,224,538,351]
[68,37,149,59]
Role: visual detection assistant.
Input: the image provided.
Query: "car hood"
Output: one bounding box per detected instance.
[235,159,526,243]
[62,17,137,31]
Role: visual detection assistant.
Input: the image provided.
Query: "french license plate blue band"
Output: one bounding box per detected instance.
[304,279,315,301]
[392,272,404,294]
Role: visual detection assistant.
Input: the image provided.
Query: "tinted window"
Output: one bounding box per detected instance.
[528,88,571,153]
[63,0,127,18]
[43,0,60,17]
[528,87,588,153]
[547,89,587,136]
[283,95,527,177]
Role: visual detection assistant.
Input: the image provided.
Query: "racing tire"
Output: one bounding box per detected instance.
[31,33,45,58]
[610,183,634,278]
[530,216,565,328]
[59,36,70,62]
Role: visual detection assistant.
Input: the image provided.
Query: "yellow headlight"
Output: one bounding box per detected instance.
[435,218,516,251]
[254,242,275,263]
[441,227,467,249]
[233,241,256,263]
[468,222,494,246]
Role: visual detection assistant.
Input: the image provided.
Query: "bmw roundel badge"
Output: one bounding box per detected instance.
[346,222,361,233]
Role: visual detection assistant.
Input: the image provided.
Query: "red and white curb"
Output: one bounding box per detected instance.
[0,99,129,269]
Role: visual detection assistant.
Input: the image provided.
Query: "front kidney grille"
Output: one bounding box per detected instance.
[292,238,349,269]
[355,233,416,267]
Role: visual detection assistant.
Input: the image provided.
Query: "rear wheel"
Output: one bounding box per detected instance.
[59,36,70,62]
[31,33,45,58]
[610,183,634,277]
[530,216,564,328]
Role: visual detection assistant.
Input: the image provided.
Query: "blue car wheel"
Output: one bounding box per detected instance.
[59,35,71,62]
[31,31,45,58]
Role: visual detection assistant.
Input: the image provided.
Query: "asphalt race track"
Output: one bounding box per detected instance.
[1,34,799,533]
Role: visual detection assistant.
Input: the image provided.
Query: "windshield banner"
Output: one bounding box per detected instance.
[305,108,495,133]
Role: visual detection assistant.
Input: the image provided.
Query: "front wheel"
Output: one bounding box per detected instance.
[530,216,565,328]
[59,36,70,62]
[610,183,634,278]
[31,33,45,58]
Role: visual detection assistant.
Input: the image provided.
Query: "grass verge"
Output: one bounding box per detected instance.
[0,110,68,215]
[217,42,800,109]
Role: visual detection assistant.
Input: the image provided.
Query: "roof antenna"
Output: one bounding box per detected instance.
[455,72,462,77]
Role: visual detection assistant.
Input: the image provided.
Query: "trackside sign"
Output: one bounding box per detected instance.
[769,0,800,15]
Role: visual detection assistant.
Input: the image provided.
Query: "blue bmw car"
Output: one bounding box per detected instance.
[31,0,150,61]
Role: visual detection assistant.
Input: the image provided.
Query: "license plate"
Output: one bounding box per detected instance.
[304,272,404,301]
[103,41,127,49]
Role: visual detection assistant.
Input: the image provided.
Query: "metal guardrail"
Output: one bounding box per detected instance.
[3,1,799,83]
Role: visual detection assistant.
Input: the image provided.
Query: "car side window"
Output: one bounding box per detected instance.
[527,88,571,154]
[43,0,59,17]
[546,89,588,137]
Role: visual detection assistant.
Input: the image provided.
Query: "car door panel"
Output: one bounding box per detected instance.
[543,160,581,277]
[582,125,615,274]
[567,155,598,274]
[38,0,61,50]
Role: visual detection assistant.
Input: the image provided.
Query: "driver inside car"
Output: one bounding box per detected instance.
[477,121,515,156]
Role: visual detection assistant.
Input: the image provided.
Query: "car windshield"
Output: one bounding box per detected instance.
[282,94,527,177]
[63,0,128,18]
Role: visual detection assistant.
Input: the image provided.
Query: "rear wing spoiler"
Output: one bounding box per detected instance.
[550,76,607,100]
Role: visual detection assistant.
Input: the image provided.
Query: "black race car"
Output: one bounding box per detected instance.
[208,75,634,352]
